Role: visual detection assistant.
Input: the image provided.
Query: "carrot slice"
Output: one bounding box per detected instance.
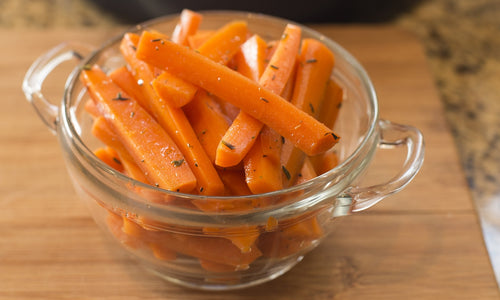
[81,65,197,193]
[309,150,339,175]
[187,30,215,49]
[182,90,230,164]
[94,147,124,173]
[281,39,336,187]
[152,71,198,107]
[171,9,203,46]
[233,34,268,82]
[121,33,224,196]
[196,20,248,65]
[109,66,148,107]
[149,231,262,267]
[203,225,260,254]
[213,24,303,168]
[92,116,151,184]
[199,259,238,272]
[294,157,318,185]
[136,30,339,157]
[318,78,344,129]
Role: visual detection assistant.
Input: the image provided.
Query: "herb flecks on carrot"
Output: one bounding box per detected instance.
[81,65,197,193]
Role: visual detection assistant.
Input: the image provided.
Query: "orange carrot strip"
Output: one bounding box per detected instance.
[150,231,262,267]
[281,39,335,187]
[309,150,339,175]
[196,21,248,65]
[291,38,335,117]
[294,157,318,185]
[318,79,344,129]
[92,116,151,184]
[121,33,224,196]
[214,24,303,168]
[136,30,340,156]
[233,34,268,82]
[152,71,198,107]
[243,135,283,194]
[203,225,260,254]
[84,99,100,117]
[120,33,197,108]
[187,30,215,49]
[171,9,203,46]
[199,259,238,272]
[217,168,252,196]
[182,90,230,164]
[81,65,196,193]
[106,211,145,249]
[109,66,147,106]
[94,147,124,173]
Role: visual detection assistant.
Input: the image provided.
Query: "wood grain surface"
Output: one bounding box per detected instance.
[0,26,498,299]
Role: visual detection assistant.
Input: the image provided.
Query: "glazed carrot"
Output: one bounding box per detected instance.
[291,38,335,117]
[309,150,339,175]
[182,90,230,164]
[81,65,197,193]
[109,66,148,107]
[196,20,248,65]
[92,116,151,184]
[199,259,237,272]
[233,34,268,82]
[217,168,252,196]
[150,231,262,267]
[84,99,100,117]
[136,31,339,157]
[317,78,344,129]
[106,211,145,249]
[121,33,225,196]
[203,225,260,254]
[152,71,198,107]
[214,24,303,167]
[294,157,318,185]
[94,147,124,173]
[281,39,335,187]
[171,9,203,46]
[120,33,197,109]
[187,30,215,49]
[243,133,283,194]
[258,214,323,258]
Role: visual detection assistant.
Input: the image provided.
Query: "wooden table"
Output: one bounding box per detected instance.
[1,26,498,299]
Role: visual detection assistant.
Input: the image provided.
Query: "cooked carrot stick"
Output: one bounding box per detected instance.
[233,34,268,82]
[171,9,203,46]
[92,116,151,184]
[121,33,224,196]
[243,134,283,194]
[109,66,148,107]
[94,147,124,173]
[152,71,198,107]
[81,65,197,193]
[84,99,100,117]
[182,90,230,164]
[120,33,197,108]
[149,231,262,267]
[309,150,339,175]
[203,225,260,254]
[217,168,252,196]
[318,78,344,129]
[214,24,303,167]
[196,20,248,65]
[187,30,215,49]
[294,157,318,185]
[136,31,339,158]
[199,259,237,272]
[281,39,336,187]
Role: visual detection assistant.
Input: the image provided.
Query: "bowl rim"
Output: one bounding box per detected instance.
[61,10,379,204]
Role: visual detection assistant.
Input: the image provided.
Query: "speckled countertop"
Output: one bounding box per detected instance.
[4,0,500,284]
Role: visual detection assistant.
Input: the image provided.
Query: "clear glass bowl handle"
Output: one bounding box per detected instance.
[348,119,425,212]
[22,42,94,134]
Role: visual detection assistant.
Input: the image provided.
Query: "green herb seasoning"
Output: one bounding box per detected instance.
[221,140,235,150]
[282,166,291,180]
[260,97,269,103]
[171,159,185,167]
[305,58,318,63]
[112,92,129,101]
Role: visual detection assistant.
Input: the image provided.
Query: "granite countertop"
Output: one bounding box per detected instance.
[4,0,500,284]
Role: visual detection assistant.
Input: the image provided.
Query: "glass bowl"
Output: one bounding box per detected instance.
[22,11,424,290]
